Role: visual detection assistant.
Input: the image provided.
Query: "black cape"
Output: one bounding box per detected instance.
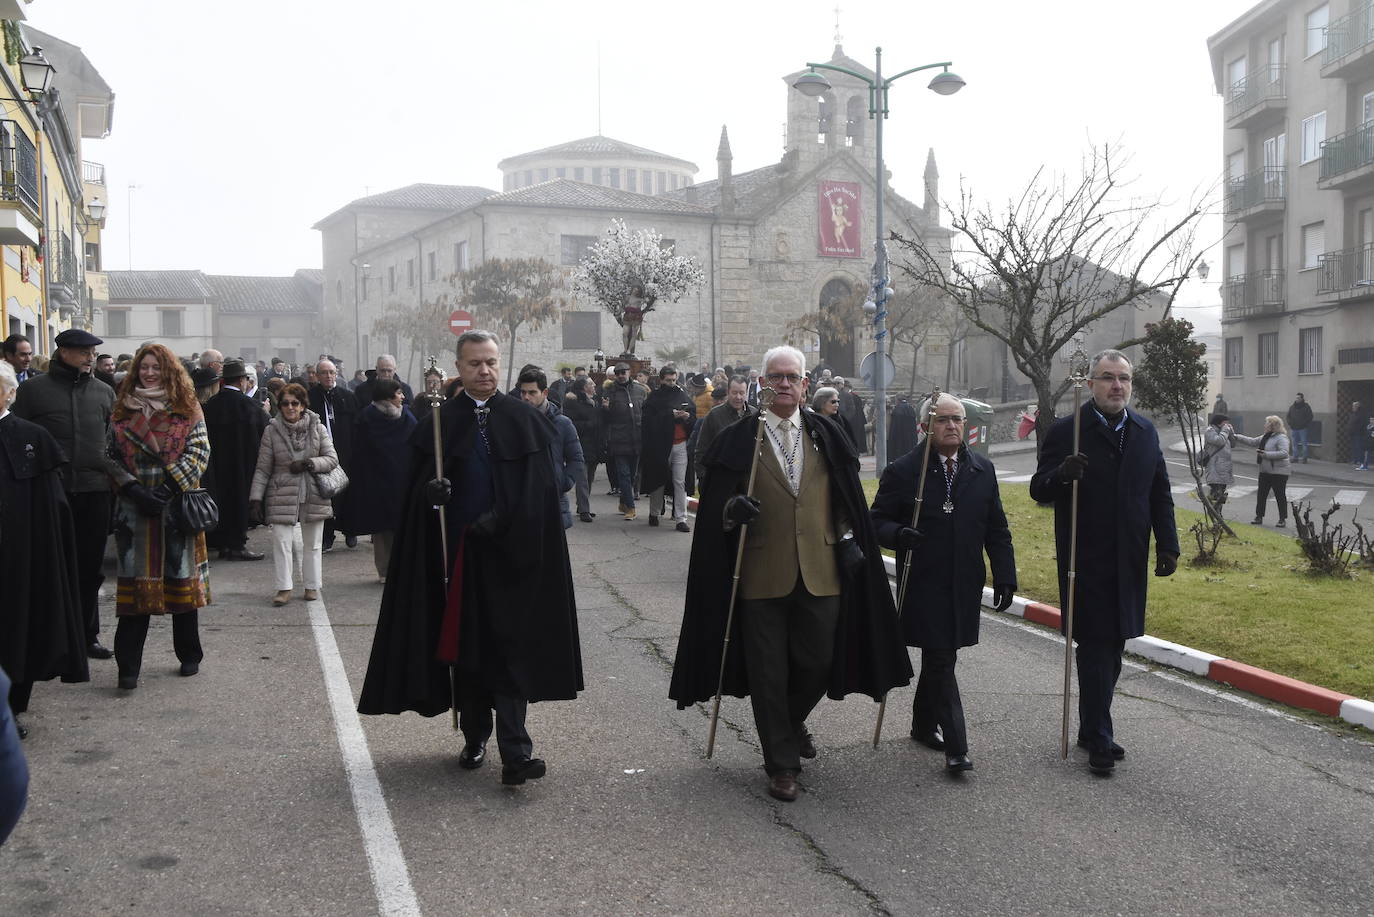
[357,391,583,717]
[639,384,694,495]
[886,401,920,459]
[202,387,267,549]
[0,415,88,686]
[668,410,912,708]
[343,404,417,534]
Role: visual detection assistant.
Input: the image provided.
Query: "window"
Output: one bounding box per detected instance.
[1306,4,1329,57]
[642,169,652,193]
[159,309,183,337]
[106,309,128,337]
[1227,56,1247,94]
[538,167,549,182]
[556,167,565,179]
[560,234,597,266]
[1299,327,1323,374]
[657,171,667,194]
[608,168,620,189]
[626,170,637,192]
[1225,337,1244,377]
[388,266,395,292]
[407,258,415,287]
[1302,222,1325,269]
[503,173,513,191]
[573,167,584,181]
[591,167,602,185]
[454,241,469,273]
[561,311,601,349]
[261,318,271,329]
[1338,345,1374,364]
[427,251,436,281]
[84,241,101,272]
[523,169,533,186]
[1300,112,1326,163]
[1258,332,1278,375]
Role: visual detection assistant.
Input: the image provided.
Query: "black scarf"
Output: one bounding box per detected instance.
[1258,431,1273,464]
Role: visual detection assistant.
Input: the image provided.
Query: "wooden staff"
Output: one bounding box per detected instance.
[422,357,458,732]
[872,388,940,747]
[1061,359,1090,758]
[706,387,775,759]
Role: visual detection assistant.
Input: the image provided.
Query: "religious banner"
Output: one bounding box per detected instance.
[817,180,861,258]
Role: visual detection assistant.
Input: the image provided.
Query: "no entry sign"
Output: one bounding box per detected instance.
[448,309,474,336]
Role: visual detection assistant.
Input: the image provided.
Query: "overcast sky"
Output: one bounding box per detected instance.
[26,0,1253,333]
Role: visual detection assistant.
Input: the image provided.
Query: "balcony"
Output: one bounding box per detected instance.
[1322,2,1374,79]
[82,160,105,185]
[48,232,80,310]
[1318,121,1374,190]
[0,119,40,246]
[1224,167,1285,222]
[1221,270,1285,322]
[1317,243,1374,302]
[1225,66,1286,129]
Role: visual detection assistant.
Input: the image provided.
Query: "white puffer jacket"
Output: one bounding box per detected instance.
[1232,430,1291,476]
[249,410,339,524]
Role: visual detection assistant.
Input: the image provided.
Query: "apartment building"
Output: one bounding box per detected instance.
[1210,0,1374,456]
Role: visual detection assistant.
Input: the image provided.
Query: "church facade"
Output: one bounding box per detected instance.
[314,46,953,382]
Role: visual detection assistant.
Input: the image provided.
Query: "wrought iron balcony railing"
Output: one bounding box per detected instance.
[1317,243,1374,295]
[1225,167,1286,214]
[0,119,39,217]
[1221,270,1285,321]
[1320,120,1374,181]
[82,160,105,185]
[1324,2,1374,69]
[1225,65,1286,123]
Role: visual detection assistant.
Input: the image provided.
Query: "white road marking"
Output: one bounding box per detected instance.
[1171,484,1197,495]
[1000,473,1034,483]
[1229,485,1256,498]
[308,599,422,917]
[1287,487,1313,501]
[1334,489,1367,506]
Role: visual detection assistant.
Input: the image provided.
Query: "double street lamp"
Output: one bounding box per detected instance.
[795,49,964,473]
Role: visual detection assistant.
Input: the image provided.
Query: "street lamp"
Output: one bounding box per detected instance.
[18,47,55,96]
[795,49,964,474]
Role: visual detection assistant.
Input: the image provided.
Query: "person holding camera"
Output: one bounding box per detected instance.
[1200,413,1235,511]
[1232,415,1292,527]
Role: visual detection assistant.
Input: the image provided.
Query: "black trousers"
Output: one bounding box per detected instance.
[113,611,203,678]
[911,647,967,755]
[8,680,33,716]
[1076,638,1125,752]
[740,580,840,775]
[459,688,531,765]
[1255,472,1288,522]
[68,491,114,643]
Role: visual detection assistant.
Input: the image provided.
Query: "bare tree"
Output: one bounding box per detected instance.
[783,288,863,355]
[458,258,566,388]
[890,144,1209,440]
[371,290,459,381]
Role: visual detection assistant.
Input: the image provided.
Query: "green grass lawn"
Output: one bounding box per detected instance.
[862,480,1374,701]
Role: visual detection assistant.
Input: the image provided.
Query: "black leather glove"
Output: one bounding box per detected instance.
[1059,453,1089,482]
[896,527,924,550]
[152,482,177,503]
[248,500,265,526]
[836,536,865,575]
[424,477,452,505]
[992,583,1015,611]
[724,494,761,527]
[1155,551,1179,577]
[468,511,498,538]
[289,459,311,473]
[122,481,168,517]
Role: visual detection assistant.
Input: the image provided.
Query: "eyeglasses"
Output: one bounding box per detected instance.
[614,369,628,375]
[765,373,803,384]
[933,414,966,425]
[828,398,839,404]
[1092,373,1132,384]
[279,400,301,407]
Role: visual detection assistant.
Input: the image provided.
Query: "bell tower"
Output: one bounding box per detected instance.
[784,45,875,171]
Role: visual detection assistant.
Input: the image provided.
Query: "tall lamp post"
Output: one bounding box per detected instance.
[795,49,964,473]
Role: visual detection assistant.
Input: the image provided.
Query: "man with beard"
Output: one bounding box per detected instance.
[870,393,1016,772]
[640,365,695,531]
[203,359,268,560]
[693,374,754,484]
[309,358,359,550]
[358,330,582,787]
[670,345,911,802]
[1029,350,1178,776]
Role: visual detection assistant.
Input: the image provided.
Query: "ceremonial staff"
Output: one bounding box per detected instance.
[872,388,940,747]
[706,387,775,759]
[422,355,459,732]
[1060,352,1090,758]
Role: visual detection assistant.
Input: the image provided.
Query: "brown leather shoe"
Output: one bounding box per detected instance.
[303,588,319,601]
[272,590,291,607]
[798,729,817,760]
[767,772,799,802]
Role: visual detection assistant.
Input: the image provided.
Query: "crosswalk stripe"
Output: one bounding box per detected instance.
[1172,484,1196,495]
[1287,487,1313,501]
[1229,485,1257,498]
[1333,489,1367,506]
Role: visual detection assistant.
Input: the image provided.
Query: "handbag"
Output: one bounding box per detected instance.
[168,487,220,534]
[314,463,350,498]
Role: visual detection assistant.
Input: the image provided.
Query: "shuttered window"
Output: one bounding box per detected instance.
[1302,222,1325,269]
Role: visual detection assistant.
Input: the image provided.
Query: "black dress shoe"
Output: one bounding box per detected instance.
[345,535,358,548]
[798,729,817,760]
[15,720,27,740]
[1076,738,1125,760]
[945,753,973,772]
[1088,751,1116,775]
[768,772,799,802]
[675,521,691,533]
[500,757,546,785]
[87,641,114,660]
[578,512,594,523]
[458,741,487,770]
[179,661,199,677]
[648,514,659,527]
[117,675,138,690]
[910,728,945,750]
[225,548,265,561]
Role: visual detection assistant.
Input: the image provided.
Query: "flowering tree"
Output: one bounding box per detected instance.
[571,219,705,356]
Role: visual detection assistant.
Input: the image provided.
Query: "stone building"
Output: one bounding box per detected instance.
[314,44,954,382]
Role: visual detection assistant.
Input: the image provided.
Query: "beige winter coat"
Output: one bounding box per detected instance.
[249,411,339,524]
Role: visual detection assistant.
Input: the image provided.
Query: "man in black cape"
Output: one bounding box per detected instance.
[886,397,920,459]
[358,330,582,787]
[639,365,695,531]
[203,359,268,560]
[669,345,911,802]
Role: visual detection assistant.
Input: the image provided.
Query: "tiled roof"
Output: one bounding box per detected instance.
[484,179,712,215]
[207,273,322,314]
[661,162,789,212]
[107,270,214,302]
[313,184,496,228]
[498,135,696,171]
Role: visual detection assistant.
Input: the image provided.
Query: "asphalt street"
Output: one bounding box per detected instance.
[3,487,1373,916]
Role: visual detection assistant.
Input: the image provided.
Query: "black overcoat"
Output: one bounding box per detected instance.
[357,391,583,717]
[562,392,605,464]
[202,387,267,548]
[1028,402,1180,643]
[668,410,912,708]
[842,391,866,452]
[309,383,359,528]
[870,442,1016,649]
[886,401,920,459]
[0,415,88,686]
[344,404,417,535]
[639,384,694,495]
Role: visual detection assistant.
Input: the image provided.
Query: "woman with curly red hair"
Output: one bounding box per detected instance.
[109,343,211,690]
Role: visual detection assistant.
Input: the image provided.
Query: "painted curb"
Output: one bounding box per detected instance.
[1340,698,1374,730]
[1207,659,1350,717]
[1124,635,1221,678]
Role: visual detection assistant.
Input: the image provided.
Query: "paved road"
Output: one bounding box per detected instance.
[3,489,1372,915]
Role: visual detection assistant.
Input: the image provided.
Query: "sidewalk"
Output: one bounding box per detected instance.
[1168,440,1372,487]
[857,438,1036,476]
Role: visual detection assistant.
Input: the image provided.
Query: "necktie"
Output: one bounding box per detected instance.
[779,419,797,490]
[946,457,955,476]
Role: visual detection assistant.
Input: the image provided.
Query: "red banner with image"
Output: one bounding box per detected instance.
[818,180,861,258]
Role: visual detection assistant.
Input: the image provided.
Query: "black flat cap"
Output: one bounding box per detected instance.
[54,328,103,348]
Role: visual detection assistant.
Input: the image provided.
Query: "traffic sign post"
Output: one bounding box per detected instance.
[448,310,474,336]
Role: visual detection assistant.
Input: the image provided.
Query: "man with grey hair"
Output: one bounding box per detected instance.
[1030,349,1179,776]
[354,354,413,407]
[671,344,911,802]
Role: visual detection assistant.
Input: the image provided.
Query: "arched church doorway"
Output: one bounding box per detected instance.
[819,277,856,378]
